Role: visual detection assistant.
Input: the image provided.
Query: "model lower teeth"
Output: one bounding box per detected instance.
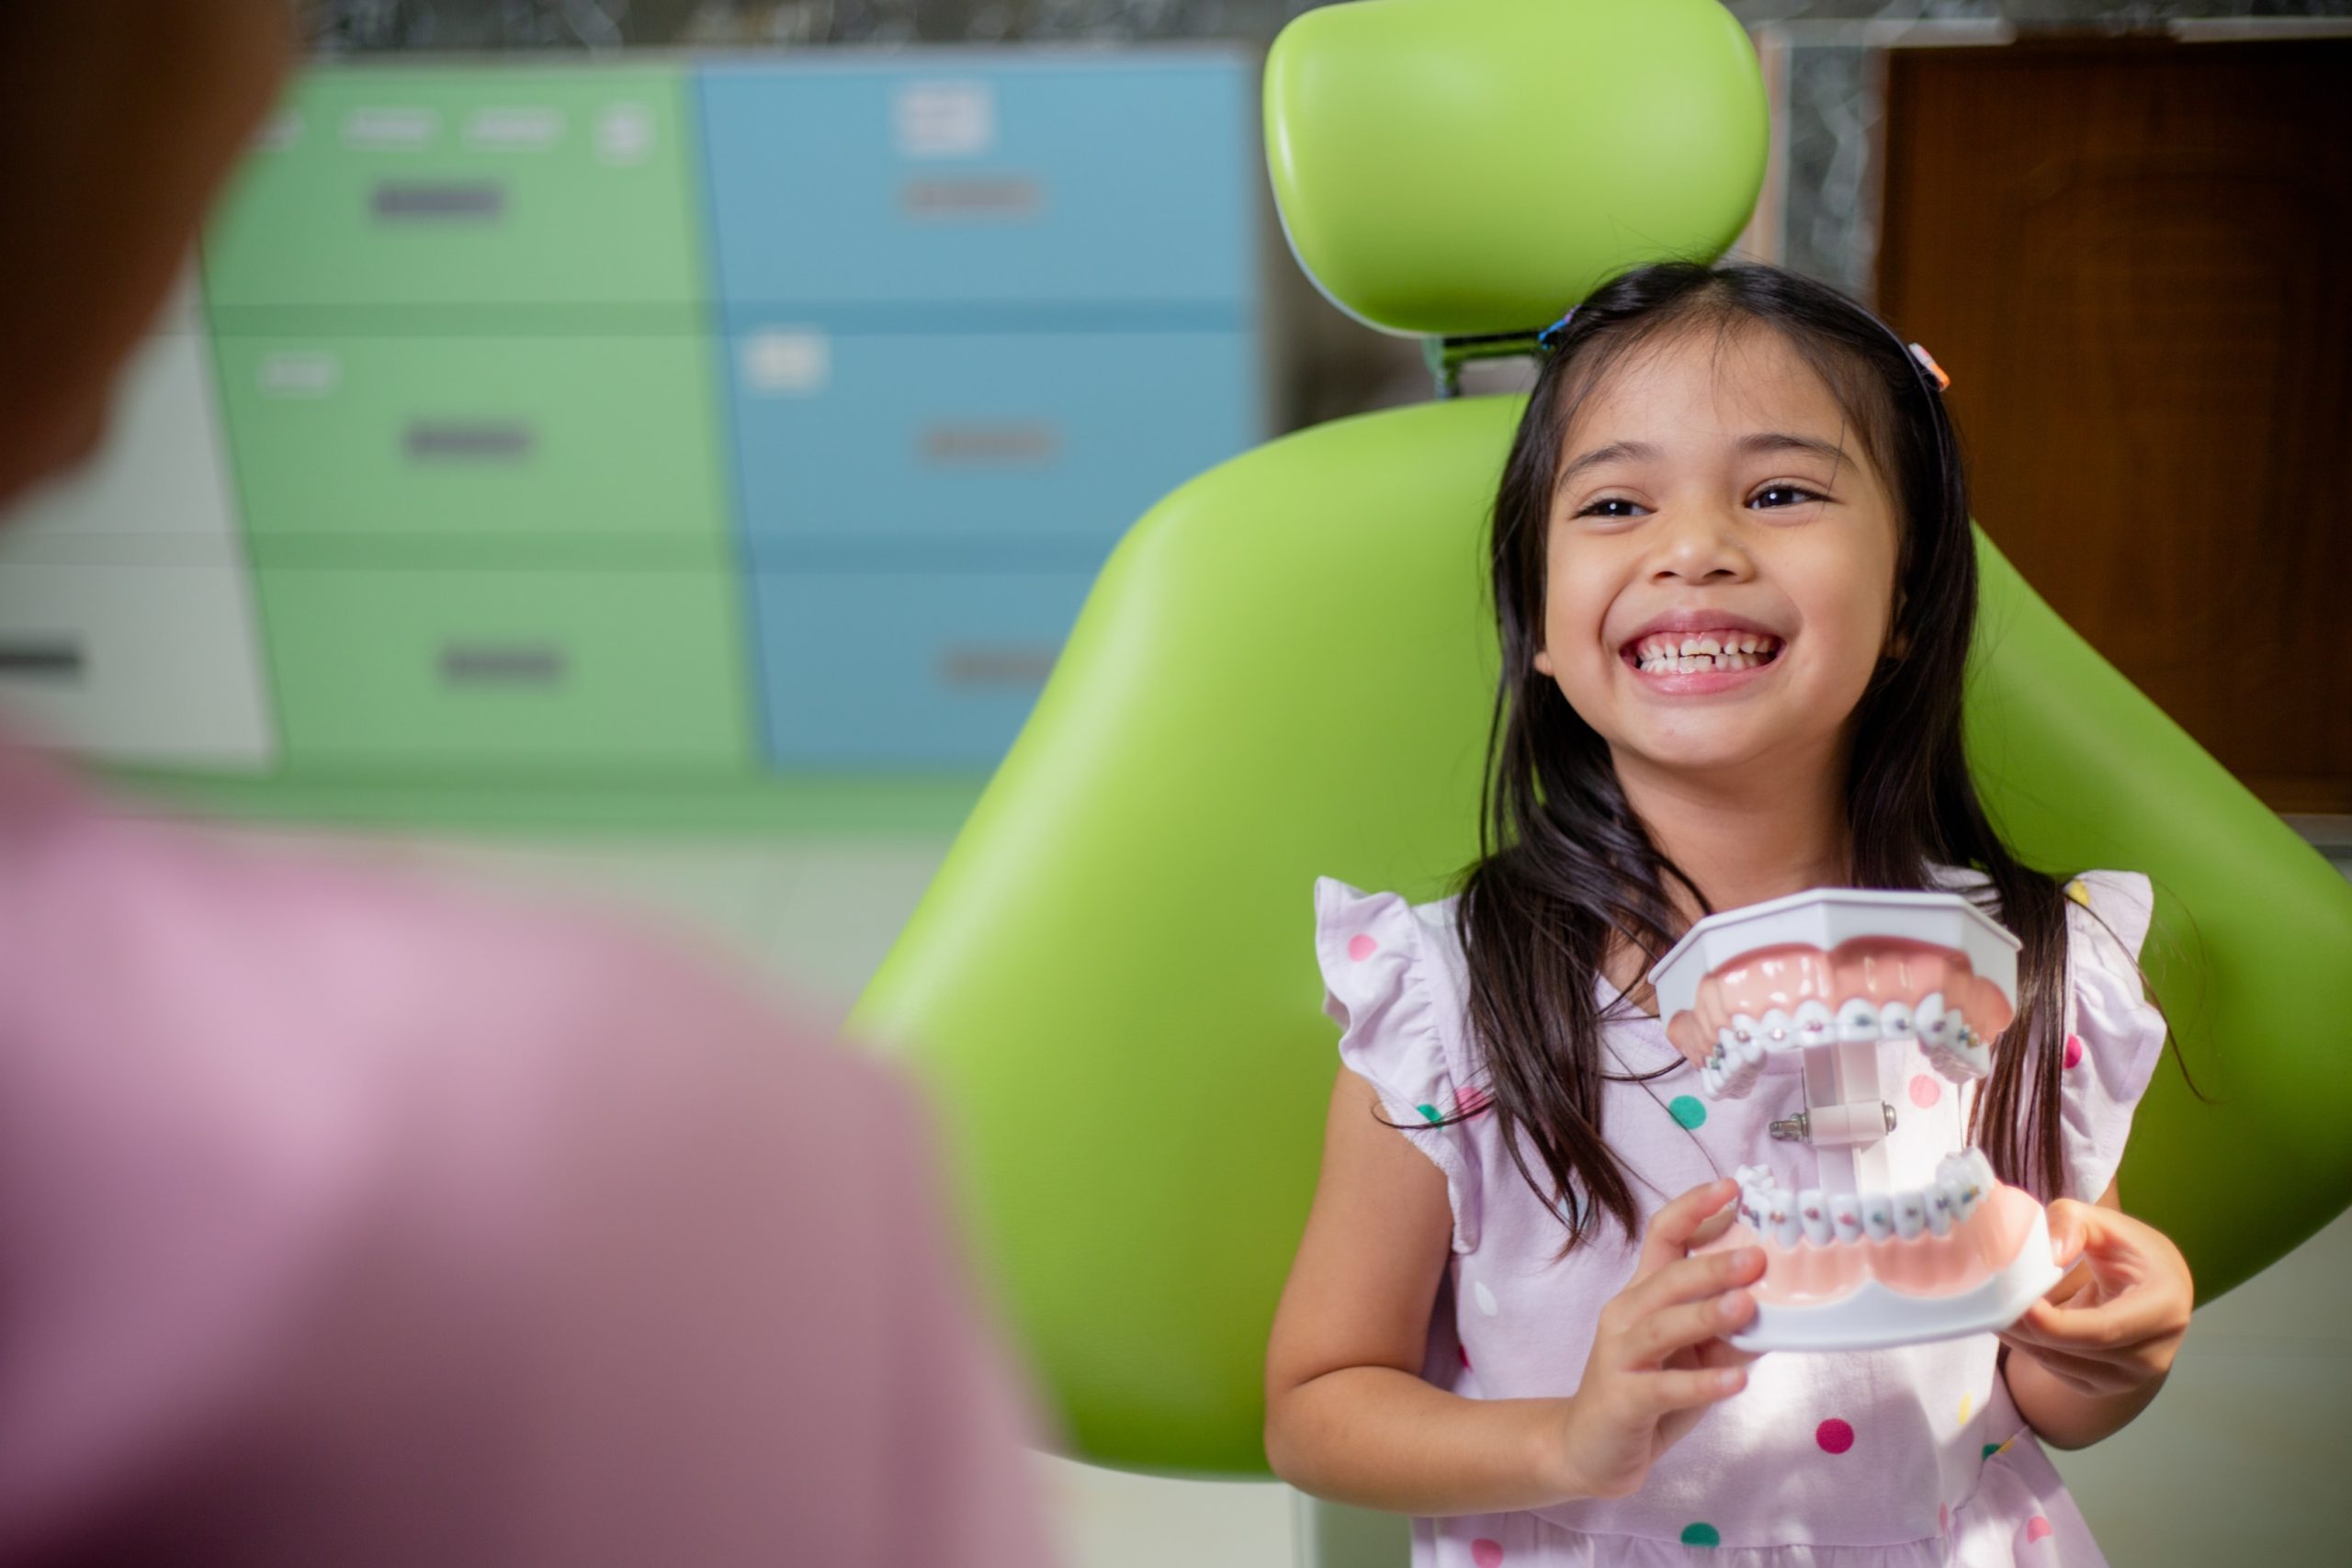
[1735,1150,1996,1252]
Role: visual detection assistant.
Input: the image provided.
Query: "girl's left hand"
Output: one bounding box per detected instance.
[1996,1198,2193,1396]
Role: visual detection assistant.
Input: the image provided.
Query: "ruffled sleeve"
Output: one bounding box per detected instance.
[2057,869,2170,1203]
[1314,877,1485,1253]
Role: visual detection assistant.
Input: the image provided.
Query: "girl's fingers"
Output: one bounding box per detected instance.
[1623,1244,1767,1321]
[1641,1363,1750,1416]
[1634,1179,1740,1281]
[1620,1291,1756,1368]
[2001,1340,2132,1395]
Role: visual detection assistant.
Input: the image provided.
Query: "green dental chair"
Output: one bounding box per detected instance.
[851,0,2352,1560]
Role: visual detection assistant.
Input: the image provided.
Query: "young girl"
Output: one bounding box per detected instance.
[1265,261,2194,1565]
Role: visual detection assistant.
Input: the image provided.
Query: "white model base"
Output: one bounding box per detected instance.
[1727,1204,2066,1353]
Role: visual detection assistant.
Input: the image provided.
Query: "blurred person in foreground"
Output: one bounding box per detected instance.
[0,6,1058,1564]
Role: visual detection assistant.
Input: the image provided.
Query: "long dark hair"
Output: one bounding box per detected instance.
[1452,259,2130,1253]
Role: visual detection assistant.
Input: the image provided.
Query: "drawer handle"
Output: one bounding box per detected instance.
[405,421,536,463]
[0,638,85,681]
[937,645,1057,689]
[439,643,567,686]
[372,181,506,221]
[899,176,1043,220]
[920,422,1060,468]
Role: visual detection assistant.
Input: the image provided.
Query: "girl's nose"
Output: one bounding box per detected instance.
[1649,502,1754,582]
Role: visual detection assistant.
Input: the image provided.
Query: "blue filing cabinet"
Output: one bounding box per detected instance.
[699,53,1263,771]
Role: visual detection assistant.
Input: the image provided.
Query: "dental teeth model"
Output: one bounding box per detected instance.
[1648,888,2064,1352]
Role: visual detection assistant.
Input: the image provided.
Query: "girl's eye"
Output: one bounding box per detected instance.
[1577,497,1647,519]
[1751,483,1826,510]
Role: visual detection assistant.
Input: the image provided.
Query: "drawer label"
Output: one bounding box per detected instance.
[936,644,1057,689]
[894,80,995,159]
[595,102,657,166]
[464,106,566,152]
[741,330,831,397]
[257,351,341,399]
[342,106,440,152]
[438,643,569,686]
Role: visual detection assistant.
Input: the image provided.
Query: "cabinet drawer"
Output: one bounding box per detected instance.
[752,569,1090,769]
[258,568,752,770]
[205,66,705,310]
[699,60,1254,310]
[9,333,239,547]
[0,565,274,767]
[216,334,729,541]
[727,327,1257,555]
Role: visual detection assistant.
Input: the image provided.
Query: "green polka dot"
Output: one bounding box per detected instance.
[1680,1522,1721,1548]
[1668,1094,1708,1130]
[1983,1442,2002,1460]
[1416,1103,1442,1123]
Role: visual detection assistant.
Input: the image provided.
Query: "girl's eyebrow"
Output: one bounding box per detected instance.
[1555,431,1849,487]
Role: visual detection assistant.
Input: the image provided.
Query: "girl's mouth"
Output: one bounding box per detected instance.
[1621,630,1785,686]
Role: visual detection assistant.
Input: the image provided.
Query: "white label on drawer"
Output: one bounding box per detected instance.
[465,106,566,152]
[741,330,830,397]
[342,106,439,151]
[894,80,995,159]
[594,102,656,165]
[254,108,303,152]
[257,351,341,400]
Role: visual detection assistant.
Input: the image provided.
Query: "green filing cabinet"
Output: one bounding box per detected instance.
[258,567,751,771]
[215,333,729,542]
[203,67,706,312]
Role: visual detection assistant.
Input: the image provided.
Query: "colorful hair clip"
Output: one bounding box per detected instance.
[1906,342,1951,391]
[1535,306,1578,352]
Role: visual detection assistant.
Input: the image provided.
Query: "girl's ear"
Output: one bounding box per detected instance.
[1534,649,1556,677]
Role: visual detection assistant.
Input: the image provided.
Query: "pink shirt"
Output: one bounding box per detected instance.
[1316,863,2166,1567]
[0,739,1057,1566]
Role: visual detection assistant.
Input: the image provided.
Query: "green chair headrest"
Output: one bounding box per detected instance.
[1264,0,1770,338]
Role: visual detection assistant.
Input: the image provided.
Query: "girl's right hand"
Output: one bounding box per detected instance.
[1552,1178,1767,1502]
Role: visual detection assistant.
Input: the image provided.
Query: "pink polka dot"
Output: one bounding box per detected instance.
[1455,1085,1492,1114]
[1815,1417,1855,1454]
[1472,1540,1506,1568]
[1908,1073,1942,1109]
[1459,1344,1473,1370]
[2064,1033,2085,1069]
[1939,1502,1951,1535]
[2026,1515,2054,1544]
[1347,934,1377,962]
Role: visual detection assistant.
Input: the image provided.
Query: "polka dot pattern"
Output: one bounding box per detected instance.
[1472,1280,1498,1317]
[2065,879,2093,908]
[1455,1085,1492,1115]
[1908,1073,1942,1109]
[2064,1032,2085,1069]
[1939,1502,1951,1535]
[1815,1417,1854,1454]
[1347,933,1378,962]
[1471,1540,1505,1568]
[1668,1094,1708,1130]
[1958,1392,1973,1425]
[1679,1522,1721,1548]
[2026,1515,2055,1544]
[1416,1103,1443,1123]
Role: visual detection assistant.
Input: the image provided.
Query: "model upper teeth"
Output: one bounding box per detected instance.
[1735,1156,1995,1250]
[1630,630,1782,673]
[1696,987,1992,1099]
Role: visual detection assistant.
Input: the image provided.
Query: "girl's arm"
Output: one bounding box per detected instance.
[1265,1073,1765,1514]
[1264,1072,1582,1515]
[1998,1179,2193,1450]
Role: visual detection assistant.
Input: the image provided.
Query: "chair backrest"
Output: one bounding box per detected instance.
[853,0,2352,1477]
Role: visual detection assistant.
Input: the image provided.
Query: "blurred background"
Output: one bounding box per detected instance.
[2,1,2346,1562]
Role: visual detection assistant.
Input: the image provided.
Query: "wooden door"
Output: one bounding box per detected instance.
[1879,36,2351,814]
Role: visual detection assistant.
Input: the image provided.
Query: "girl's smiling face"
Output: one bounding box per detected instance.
[1532,321,1905,782]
